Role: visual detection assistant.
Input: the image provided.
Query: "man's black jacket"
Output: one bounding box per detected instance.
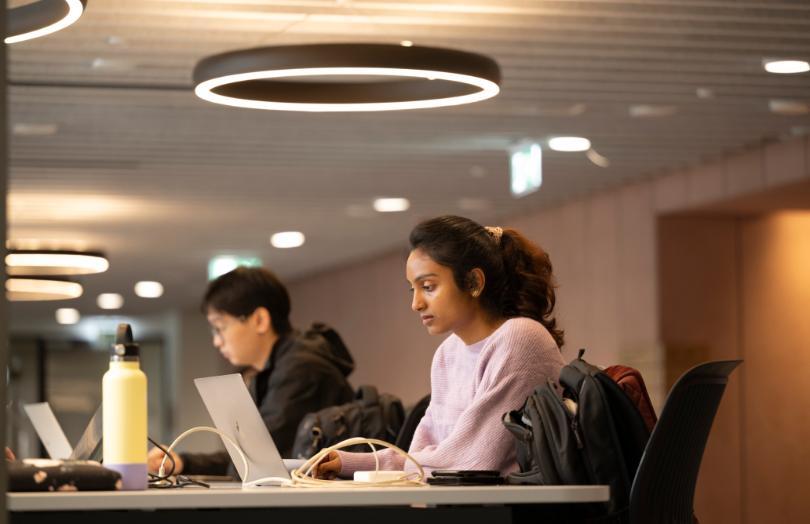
[180,324,355,476]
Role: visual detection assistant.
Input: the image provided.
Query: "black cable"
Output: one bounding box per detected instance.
[146,437,210,489]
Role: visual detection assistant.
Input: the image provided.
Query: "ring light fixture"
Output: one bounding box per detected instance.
[5,0,87,45]
[193,43,501,112]
[6,277,83,301]
[5,249,109,276]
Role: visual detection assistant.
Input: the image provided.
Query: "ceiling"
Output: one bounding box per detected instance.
[6,0,810,325]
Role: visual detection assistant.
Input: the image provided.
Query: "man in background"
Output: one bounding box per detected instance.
[147,266,354,476]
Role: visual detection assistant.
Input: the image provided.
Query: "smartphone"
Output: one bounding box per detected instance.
[427,469,504,485]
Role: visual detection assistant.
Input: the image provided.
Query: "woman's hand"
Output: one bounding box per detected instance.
[147,445,183,475]
[5,447,16,461]
[312,450,341,479]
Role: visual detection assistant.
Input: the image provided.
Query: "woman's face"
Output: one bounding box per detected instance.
[406,248,478,336]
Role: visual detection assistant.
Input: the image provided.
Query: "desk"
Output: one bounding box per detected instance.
[8,484,610,524]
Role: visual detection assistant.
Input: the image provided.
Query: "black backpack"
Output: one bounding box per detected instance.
[291,385,405,459]
[502,349,651,517]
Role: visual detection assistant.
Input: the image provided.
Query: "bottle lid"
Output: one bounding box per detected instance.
[111,323,140,359]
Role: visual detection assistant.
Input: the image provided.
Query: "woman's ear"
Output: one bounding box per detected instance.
[467,268,486,297]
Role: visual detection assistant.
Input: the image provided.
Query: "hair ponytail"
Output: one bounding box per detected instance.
[409,215,564,348]
[497,229,564,348]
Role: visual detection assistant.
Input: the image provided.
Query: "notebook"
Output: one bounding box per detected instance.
[194,373,296,486]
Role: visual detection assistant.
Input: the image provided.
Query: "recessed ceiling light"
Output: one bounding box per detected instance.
[270,231,306,249]
[91,58,136,71]
[763,59,810,74]
[548,137,591,152]
[6,278,83,301]
[56,308,80,325]
[12,123,59,136]
[134,281,164,298]
[696,88,715,99]
[5,0,87,45]
[97,293,124,310]
[5,250,109,276]
[373,198,410,213]
[769,99,810,115]
[628,104,677,118]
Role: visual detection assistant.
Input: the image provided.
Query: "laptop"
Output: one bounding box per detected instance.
[194,373,297,486]
[23,403,103,461]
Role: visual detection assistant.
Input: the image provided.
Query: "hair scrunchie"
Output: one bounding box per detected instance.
[485,226,503,244]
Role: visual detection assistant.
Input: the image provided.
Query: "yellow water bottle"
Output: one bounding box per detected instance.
[102,323,148,490]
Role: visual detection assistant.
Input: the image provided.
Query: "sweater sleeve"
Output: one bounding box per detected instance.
[338,321,562,477]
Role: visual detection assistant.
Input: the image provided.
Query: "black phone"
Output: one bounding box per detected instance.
[427,470,504,486]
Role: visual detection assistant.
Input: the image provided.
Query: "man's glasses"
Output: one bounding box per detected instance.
[209,315,247,339]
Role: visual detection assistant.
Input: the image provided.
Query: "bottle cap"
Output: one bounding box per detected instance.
[111,323,140,359]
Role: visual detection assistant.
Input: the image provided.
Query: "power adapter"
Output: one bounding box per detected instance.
[353,470,406,483]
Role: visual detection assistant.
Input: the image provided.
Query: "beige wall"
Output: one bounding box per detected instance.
[659,216,743,524]
[740,213,810,523]
[659,212,810,524]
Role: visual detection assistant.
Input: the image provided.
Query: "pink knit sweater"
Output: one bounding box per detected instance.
[338,317,564,477]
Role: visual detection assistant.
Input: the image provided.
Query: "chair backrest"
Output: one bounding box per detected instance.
[629,360,742,524]
[395,394,430,451]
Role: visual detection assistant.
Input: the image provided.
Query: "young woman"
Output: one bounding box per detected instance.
[315,215,566,478]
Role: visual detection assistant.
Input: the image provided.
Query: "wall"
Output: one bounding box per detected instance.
[659,212,810,524]
[659,216,743,524]
[168,309,231,452]
[740,213,810,523]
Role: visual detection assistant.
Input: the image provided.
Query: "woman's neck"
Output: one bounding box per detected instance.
[455,312,507,346]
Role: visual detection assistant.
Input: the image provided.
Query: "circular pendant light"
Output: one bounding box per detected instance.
[5,249,108,276]
[6,277,83,301]
[5,0,87,45]
[193,43,501,112]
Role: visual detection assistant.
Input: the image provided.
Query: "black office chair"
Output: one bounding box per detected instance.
[628,360,742,524]
[395,394,430,451]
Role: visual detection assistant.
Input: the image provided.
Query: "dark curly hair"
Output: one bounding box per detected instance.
[409,215,564,348]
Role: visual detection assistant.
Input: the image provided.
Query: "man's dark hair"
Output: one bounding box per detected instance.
[202,266,293,336]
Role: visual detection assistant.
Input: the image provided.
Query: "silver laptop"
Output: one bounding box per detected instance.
[23,403,102,461]
[194,373,293,486]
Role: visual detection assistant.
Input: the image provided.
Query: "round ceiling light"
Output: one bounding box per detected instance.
[6,278,83,301]
[763,59,810,74]
[5,249,109,276]
[193,43,501,112]
[5,0,88,45]
[270,231,306,249]
[548,137,592,152]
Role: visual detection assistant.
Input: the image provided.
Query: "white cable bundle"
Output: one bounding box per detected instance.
[158,426,250,479]
[158,429,426,488]
[289,437,426,488]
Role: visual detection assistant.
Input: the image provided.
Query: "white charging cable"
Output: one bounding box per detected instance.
[159,429,425,489]
[158,426,250,480]
[288,437,426,488]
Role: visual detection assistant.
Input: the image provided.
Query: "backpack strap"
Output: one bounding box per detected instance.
[356,385,379,406]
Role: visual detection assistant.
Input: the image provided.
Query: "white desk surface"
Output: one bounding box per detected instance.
[8,484,609,512]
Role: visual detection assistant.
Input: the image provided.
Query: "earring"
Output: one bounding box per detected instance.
[472,290,480,297]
